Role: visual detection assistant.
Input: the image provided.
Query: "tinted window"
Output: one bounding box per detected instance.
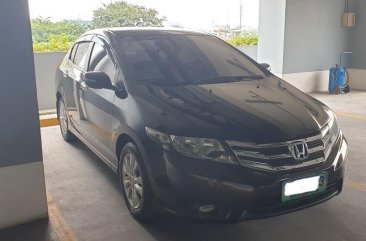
[115,32,266,85]
[88,43,116,82]
[73,42,90,69]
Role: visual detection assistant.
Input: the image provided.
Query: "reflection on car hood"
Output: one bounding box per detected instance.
[135,76,330,143]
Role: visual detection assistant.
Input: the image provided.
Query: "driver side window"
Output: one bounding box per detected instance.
[88,42,116,83]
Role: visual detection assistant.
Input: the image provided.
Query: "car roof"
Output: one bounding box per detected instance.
[83,27,211,38]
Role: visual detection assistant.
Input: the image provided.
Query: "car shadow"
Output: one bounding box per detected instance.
[70,140,122,191]
[139,204,359,241]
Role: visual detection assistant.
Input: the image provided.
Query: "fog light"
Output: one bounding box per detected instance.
[198,205,216,213]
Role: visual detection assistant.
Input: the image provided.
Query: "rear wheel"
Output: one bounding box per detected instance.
[58,99,76,142]
[119,142,155,221]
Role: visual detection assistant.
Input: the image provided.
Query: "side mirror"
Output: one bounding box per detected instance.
[260,63,271,72]
[83,71,113,89]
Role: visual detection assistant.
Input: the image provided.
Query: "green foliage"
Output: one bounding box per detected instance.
[31,17,90,53]
[33,34,71,53]
[92,1,166,28]
[31,18,89,43]
[226,34,258,46]
[31,1,165,52]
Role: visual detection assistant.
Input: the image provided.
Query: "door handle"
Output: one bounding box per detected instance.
[63,71,69,78]
[80,81,88,91]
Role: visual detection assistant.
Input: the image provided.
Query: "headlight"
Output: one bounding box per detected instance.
[145,127,171,150]
[145,127,236,164]
[329,113,340,143]
[325,109,340,145]
[171,136,236,163]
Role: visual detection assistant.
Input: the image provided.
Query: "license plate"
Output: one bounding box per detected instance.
[282,174,327,202]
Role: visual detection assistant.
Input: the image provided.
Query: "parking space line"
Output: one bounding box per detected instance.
[344,178,366,192]
[47,192,78,241]
[336,112,366,121]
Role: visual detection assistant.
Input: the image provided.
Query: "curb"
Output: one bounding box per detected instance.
[40,114,59,128]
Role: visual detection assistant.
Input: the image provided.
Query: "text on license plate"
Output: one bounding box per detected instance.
[284,175,326,197]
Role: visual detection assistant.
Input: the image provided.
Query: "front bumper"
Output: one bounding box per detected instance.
[143,131,348,223]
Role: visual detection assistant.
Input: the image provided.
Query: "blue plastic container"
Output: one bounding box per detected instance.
[329,66,346,94]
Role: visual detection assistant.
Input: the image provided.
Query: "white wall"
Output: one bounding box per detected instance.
[34,52,66,111]
[236,46,258,61]
[280,71,329,93]
[349,69,366,91]
[281,69,366,93]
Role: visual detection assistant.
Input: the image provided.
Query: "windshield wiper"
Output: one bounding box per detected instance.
[195,75,265,84]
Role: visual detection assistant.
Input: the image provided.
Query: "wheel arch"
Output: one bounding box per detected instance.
[116,133,136,164]
[115,132,151,175]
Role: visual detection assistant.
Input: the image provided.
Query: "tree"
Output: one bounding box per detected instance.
[92,1,166,28]
[31,18,89,42]
[33,16,51,24]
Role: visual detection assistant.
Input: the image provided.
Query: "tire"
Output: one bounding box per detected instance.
[119,142,155,221]
[58,99,77,142]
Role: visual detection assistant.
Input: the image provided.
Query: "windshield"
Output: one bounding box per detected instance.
[114,31,267,85]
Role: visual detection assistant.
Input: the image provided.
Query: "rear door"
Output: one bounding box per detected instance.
[64,40,93,132]
[78,36,117,165]
[60,44,77,123]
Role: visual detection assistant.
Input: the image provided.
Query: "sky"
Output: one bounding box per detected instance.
[28,0,259,30]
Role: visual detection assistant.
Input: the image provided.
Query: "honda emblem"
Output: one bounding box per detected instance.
[289,141,309,160]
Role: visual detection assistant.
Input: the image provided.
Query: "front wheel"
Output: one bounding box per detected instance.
[119,142,155,221]
[58,99,76,142]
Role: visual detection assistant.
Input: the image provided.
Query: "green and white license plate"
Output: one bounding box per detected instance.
[281,174,327,202]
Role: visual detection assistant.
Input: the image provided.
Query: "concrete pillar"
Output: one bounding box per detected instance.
[0,0,48,229]
[349,0,366,90]
[257,0,286,75]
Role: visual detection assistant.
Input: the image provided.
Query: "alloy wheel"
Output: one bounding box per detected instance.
[122,152,144,209]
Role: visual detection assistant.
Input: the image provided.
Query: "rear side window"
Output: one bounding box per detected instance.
[73,42,91,70]
[88,43,116,82]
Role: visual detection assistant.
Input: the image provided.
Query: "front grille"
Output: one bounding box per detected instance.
[226,125,332,171]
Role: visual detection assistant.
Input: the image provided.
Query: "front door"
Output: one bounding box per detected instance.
[78,38,117,165]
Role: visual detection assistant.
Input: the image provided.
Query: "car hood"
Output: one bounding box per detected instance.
[134,76,330,143]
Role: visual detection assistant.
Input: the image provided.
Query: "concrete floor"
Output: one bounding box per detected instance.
[1,91,365,241]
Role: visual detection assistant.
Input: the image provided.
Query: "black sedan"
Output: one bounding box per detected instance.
[55,28,348,223]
